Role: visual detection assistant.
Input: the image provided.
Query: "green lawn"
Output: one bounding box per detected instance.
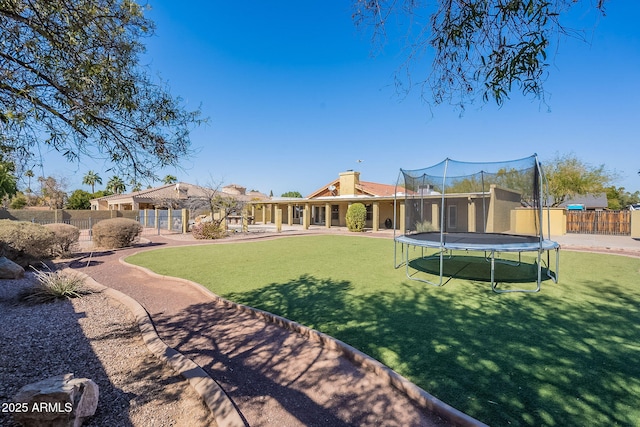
[126,235,640,426]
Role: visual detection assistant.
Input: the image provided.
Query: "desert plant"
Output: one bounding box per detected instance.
[191,221,226,240]
[346,203,367,232]
[44,223,80,256]
[415,220,436,233]
[92,218,142,249]
[0,220,56,266]
[20,268,90,304]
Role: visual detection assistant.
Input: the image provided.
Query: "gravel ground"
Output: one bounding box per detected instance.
[0,271,216,427]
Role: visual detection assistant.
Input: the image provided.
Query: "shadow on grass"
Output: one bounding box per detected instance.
[151,275,435,427]
[218,273,640,427]
[407,254,555,284]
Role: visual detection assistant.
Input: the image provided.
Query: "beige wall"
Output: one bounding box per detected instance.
[631,210,640,238]
[511,208,566,236]
[489,186,522,233]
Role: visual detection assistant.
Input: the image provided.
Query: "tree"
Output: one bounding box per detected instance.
[92,189,112,198]
[544,153,614,207]
[0,159,18,200]
[0,0,203,180]
[186,181,246,229]
[130,181,143,192]
[106,175,126,194]
[24,169,34,194]
[605,186,640,211]
[352,0,607,108]
[38,175,67,209]
[66,189,92,209]
[9,192,27,209]
[82,170,102,194]
[162,175,178,185]
[281,191,303,198]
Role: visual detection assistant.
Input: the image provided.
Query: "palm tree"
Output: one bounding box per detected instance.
[130,181,143,192]
[82,170,102,194]
[106,175,126,194]
[25,169,34,194]
[162,174,177,184]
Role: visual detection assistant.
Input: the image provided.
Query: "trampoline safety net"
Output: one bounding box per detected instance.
[396,154,545,237]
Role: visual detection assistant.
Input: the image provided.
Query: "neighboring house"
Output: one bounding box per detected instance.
[559,193,608,211]
[90,182,268,211]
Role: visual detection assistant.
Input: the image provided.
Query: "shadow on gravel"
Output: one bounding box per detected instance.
[0,279,213,427]
[0,283,134,426]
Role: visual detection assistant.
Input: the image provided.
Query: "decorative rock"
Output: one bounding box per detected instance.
[0,256,24,279]
[12,373,99,427]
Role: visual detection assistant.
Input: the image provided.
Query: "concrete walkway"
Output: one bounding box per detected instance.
[552,233,640,253]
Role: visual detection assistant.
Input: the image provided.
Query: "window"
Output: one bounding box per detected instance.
[331,205,339,220]
[447,205,457,229]
[366,204,373,221]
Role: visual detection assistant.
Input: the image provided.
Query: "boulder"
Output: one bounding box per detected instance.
[12,373,99,427]
[0,256,24,279]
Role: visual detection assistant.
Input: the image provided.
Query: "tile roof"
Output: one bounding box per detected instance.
[357,181,397,197]
[91,182,268,203]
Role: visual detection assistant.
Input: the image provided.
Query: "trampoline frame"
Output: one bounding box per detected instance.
[394,232,559,292]
[393,154,560,293]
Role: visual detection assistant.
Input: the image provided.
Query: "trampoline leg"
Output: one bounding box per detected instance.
[492,250,542,293]
[490,251,495,287]
[546,247,559,283]
[403,245,445,287]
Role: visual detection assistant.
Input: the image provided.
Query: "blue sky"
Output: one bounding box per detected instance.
[38,1,640,196]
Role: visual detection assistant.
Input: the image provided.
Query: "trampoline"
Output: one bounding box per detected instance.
[393,155,559,293]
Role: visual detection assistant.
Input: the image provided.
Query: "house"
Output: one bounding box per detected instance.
[560,193,608,211]
[90,182,268,211]
[254,171,400,230]
[250,170,524,232]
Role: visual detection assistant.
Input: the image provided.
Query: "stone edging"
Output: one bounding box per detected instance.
[119,255,488,427]
[67,269,246,427]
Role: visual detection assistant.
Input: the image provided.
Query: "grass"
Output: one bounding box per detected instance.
[20,268,90,304]
[126,235,640,426]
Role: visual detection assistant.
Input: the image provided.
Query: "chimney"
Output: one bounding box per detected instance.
[339,171,360,196]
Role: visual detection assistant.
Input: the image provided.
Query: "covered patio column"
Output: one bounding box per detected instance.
[372,202,379,232]
[325,203,331,228]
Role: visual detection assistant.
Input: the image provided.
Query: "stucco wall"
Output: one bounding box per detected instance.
[631,210,640,238]
[489,186,522,233]
[511,208,566,236]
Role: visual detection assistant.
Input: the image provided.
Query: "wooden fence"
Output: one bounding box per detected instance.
[566,210,631,235]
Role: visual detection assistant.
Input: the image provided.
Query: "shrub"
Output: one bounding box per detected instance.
[415,220,436,233]
[92,218,142,249]
[346,203,367,232]
[0,220,56,266]
[44,223,80,256]
[10,193,28,209]
[191,221,226,239]
[19,268,90,304]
